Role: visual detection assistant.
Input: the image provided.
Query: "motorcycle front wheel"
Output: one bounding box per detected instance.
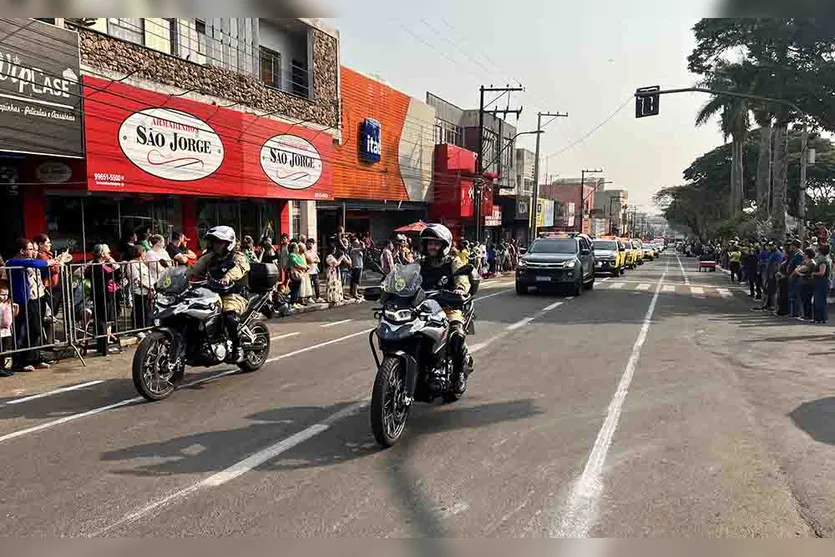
[238,322,271,373]
[132,331,177,401]
[370,357,410,448]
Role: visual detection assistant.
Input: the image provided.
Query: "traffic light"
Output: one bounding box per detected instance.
[635,86,660,118]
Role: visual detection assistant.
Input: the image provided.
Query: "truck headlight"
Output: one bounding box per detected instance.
[517,260,527,268]
[563,260,576,269]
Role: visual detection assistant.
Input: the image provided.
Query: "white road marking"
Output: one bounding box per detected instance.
[609,282,625,290]
[320,318,353,328]
[474,287,514,301]
[89,400,369,536]
[542,301,564,311]
[636,283,651,291]
[600,277,611,283]
[661,285,675,293]
[690,286,705,295]
[507,317,534,331]
[675,253,690,285]
[267,329,373,364]
[2,380,104,406]
[553,260,669,537]
[717,288,733,298]
[270,332,300,341]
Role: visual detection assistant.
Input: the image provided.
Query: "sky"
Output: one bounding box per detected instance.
[329,0,726,214]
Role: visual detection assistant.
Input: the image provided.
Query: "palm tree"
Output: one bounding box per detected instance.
[695,63,750,218]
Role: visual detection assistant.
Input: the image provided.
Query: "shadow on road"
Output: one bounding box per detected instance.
[790,398,835,445]
[99,398,543,479]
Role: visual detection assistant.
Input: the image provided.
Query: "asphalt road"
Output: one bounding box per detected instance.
[3,252,835,537]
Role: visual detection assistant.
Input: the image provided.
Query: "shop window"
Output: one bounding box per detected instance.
[46,196,121,255]
[197,199,275,248]
[291,201,302,239]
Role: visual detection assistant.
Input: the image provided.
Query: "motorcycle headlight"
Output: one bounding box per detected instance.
[563,260,577,269]
[384,308,415,323]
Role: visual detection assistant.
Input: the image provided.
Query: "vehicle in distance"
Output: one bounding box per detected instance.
[632,239,645,265]
[592,237,626,276]
[516,234,595,296]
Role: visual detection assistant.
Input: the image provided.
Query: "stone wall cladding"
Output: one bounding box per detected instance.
[77,27,339,130]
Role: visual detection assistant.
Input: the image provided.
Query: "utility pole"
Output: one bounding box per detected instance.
[799,120,809,241]
[476,85,523,243]
[529,111,568,242]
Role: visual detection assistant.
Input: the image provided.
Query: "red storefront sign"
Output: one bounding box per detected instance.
[83,76,333,200]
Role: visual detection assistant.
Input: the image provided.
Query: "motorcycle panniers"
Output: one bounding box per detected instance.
[249,263,280,293]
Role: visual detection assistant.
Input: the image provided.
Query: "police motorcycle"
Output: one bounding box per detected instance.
[364,263,476,448]
[131,262,280,401]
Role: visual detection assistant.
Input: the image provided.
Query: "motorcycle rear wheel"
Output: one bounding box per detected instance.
[371,357,410,448]
[238,322,271,373]
[132,331,177,401]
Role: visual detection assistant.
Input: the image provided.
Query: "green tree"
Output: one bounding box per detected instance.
[694,61,750,217]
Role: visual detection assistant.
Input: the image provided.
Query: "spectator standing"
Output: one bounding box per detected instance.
[166,232,197,266]
[337,238,351,287]
[85,243,121,356]
[776,253,790,316]
[34,233,70,345]
[793,247,816,321]
[119,229,138,261]
[278,233,290,286]
[259,235,278,264]
[305,238,323,302]
[380,240,395,276]
[349,239,364,299]
[125,245,154,330]
[325,244,348,306]
[395,235,412,265]
[144,234,172,286]
[6,238,57,371]
[786,240,804,318]
[135,225,152,251]
[487,244,497,275]
[728,245,742,283]
[0,280,18,376]
[813,244,832,324]
[240,235,259,264]
[295,243,314,304]
[287,242,305,306]
[757,242,781,311]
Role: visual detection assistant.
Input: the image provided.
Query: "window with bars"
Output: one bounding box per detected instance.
[291,201,302,238]
[259,46,282,89]
[108,18,144,45]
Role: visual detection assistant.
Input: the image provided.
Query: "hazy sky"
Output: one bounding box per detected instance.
[331,0,725,214]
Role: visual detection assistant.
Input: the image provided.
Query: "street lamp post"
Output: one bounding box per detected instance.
[578,168,603,231]
[529,111,569,241]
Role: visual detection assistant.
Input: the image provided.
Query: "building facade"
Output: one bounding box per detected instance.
[324,66,435,243]
[3,17,341,256]
[540,177,602,233]
[594,187,629,236]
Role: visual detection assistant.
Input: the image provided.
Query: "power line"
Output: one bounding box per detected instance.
[544,96,632,159]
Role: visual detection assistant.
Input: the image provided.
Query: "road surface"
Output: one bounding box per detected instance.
[2,252,834,537]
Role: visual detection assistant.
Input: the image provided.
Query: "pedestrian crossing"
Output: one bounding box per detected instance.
[601,281,742,299]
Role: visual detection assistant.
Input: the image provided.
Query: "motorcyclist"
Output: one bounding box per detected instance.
[418,224,472,394]
[189,226,251,363]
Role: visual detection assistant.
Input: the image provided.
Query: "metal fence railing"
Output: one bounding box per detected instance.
[1,259,174,369]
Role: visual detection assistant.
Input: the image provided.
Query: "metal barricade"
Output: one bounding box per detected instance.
[0,258,172,368]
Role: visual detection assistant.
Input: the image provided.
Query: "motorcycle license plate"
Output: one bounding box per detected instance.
[536,276,551,282]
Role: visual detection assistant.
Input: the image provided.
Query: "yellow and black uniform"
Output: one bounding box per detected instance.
[191,250,250,361]
[191,251,251,313]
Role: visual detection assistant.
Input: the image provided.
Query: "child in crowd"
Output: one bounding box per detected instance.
[0,280,19,376]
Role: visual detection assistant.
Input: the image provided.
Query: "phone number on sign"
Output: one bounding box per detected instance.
[94,173,125,184]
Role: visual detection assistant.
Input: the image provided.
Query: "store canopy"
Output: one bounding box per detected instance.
[394,221,428,233]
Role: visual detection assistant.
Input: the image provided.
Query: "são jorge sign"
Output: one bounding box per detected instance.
[84,76,333,199]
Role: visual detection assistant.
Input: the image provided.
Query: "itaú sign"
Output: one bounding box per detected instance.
[118,108,224,181]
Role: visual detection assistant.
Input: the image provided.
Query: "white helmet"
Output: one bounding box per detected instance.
[419,223,453,256]
[205,225,237,254]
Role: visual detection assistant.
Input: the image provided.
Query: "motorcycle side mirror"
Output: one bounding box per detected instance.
[454,264,474,277]
[364,286,383,301]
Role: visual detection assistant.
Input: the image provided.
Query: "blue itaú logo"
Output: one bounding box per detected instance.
[360,117,381,163]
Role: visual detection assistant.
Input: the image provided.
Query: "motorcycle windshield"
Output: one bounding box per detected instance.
[156,266,189,295]
[382,263,423,297]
